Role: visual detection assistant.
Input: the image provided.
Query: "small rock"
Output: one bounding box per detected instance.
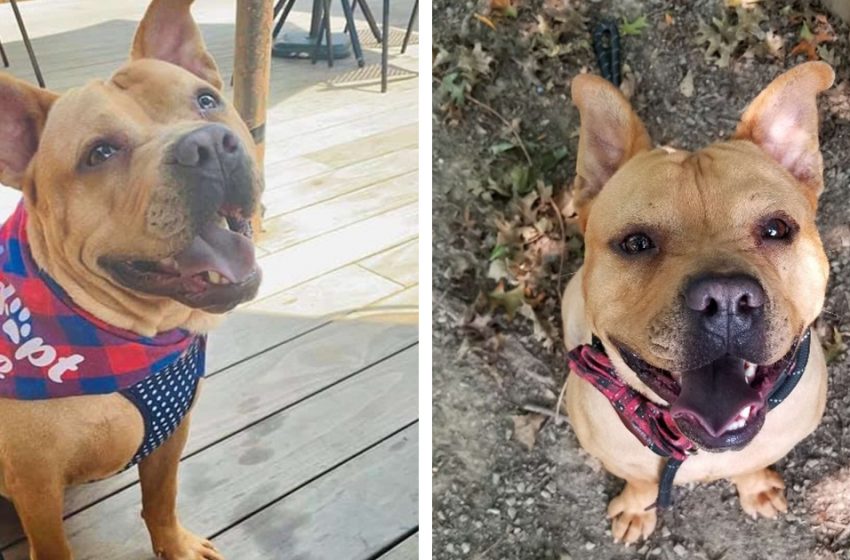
[674,543,687,556]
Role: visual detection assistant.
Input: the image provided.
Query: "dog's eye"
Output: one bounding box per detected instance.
[620,233,655,255]
[197,93,219,111]
[87,143,119,167]
[761,218,793,241]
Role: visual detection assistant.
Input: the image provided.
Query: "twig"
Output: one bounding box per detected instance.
[521,403,568,425]
[466,94,534,166]
[549,198,567,298]
[835,522,850,546]
[553,374,569,426]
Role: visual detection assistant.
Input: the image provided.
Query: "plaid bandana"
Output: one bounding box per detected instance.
[0,202,200,400]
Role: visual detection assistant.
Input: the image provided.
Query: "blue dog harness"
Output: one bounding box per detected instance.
[120,336,206,467]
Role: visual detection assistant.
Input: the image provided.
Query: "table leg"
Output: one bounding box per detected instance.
[233,0,274,236]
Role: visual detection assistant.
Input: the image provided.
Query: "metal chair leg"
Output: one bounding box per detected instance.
[9,0,44,88]
[340,0,364,67]
[273,0,297,39]
[381,0,388,92]
[402,0,418,54]
[353,0,382,43]
[0,37,8,68]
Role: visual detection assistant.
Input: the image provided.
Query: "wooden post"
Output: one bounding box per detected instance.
[233,0,273,232]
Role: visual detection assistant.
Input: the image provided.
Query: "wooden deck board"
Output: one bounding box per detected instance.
[248,265,403,318]
[259,171,418,253]
[255,203,418,301]
[359,239,419,287]
[380,533,420,560]
[214,425,419,560]
[263,148,418,217]
[0,0,419,555]
[4,348,418,559]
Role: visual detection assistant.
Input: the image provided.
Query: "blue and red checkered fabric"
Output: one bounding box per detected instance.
[0,202,199,400]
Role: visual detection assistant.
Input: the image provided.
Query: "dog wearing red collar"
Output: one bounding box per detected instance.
[561,62,833,543]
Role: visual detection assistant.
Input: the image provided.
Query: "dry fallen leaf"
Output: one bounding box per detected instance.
[511,413,547,450]
[679,70,695,98]
[473,13,497,30]
[488,281,526,319]
[824,326,847,365]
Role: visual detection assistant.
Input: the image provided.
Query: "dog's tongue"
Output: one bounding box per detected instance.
[173,222,256,282]
[670,356,762,436]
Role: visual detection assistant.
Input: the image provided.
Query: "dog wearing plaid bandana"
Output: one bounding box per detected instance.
[0,1,262,558]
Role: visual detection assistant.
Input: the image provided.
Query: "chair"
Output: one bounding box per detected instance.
[2,0,45,87]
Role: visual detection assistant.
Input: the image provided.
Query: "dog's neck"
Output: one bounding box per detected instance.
[25,209,222,338]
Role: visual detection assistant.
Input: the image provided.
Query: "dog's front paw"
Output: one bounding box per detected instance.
[607,481,658,544]
[150,525,223,560]
[733,468,788,519]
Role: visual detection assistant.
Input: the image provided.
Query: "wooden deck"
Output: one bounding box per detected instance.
[0,0,418,558]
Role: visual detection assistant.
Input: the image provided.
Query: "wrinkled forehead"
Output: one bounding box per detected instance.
[38,60,216,161]
[586,141,815,239]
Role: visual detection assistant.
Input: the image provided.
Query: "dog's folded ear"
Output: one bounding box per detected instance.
[0,74,58,190]
[131,0,223,90]
[571,74,652,229]
[734,61,834,203]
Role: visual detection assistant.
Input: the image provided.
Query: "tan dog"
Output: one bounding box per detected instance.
[0,0,262,558]
[561,62,833,544]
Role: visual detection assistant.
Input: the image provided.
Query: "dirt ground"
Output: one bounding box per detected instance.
[432,1,850,558]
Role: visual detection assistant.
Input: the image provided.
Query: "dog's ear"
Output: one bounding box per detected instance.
[131,0,223,90]
[571,74,652,230]
[733,61,834,203]
[0,74,58,189]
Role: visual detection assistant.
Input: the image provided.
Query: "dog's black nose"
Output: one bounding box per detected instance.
[685,274,765,342]
[174,124,242,169]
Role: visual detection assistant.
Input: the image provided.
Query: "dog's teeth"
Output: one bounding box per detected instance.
[727,419,746,431]
[740,405,752,419]
[206,271,230,285]
[744,362,757,384]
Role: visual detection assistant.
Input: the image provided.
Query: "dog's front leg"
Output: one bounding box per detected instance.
[139,414,222,560]
[731,468,788,520]
[8,471,71,560]
[607,479,658,544]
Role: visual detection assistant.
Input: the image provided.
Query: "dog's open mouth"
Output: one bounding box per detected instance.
[616,338,803,451]
[102,204,261,313]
